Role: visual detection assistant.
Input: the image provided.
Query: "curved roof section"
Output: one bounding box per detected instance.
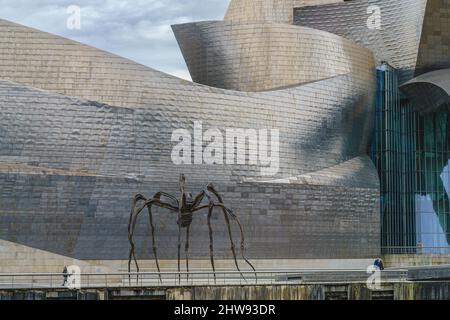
[415,0,450,76]
[225,0,296,23]
[224,0,343,24]
[0,19,375,179]
[0,19,194,108]
[172,21,375,92]
[400,68,450,113]
[294,0,428,84]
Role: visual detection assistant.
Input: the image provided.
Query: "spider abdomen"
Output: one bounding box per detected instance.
[178,212,193,228]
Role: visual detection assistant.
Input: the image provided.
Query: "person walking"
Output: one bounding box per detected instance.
[62,266,68,287]
[418,240,423,255]
[374,258,385,270]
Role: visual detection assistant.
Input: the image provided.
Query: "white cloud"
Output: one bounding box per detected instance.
[0,0,230,78]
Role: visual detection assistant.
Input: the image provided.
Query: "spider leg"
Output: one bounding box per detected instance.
[128,201,147,283]
[207,204,217,284]
[128,194,148,282]
[206,184,256,280]
[185,224,191,281]
[176,221,182,284]
[128,197,178,284]
[192,190,206,208]
[212,204,257,273]
[229,211,257,279]
[210,203,257,281]
[146,201,162,283]
[192,193,217,283]
[212,203,245,281]
[146,192,179,284]
[177,176,186,284]
[154,192,179,208]
[201,188,244,280]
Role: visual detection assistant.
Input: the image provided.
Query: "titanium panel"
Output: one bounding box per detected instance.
[0,78,380,260]
[415,0,450,76]
[224,0,343,23]
[0,0,380,263]
[172,21,375,91]
[400,68,450,113]
[294,0,428,83]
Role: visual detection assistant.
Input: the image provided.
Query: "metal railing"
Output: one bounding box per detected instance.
[0,268,409,290]
[382,246,450,254]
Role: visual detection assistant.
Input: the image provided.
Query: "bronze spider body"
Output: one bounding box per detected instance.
[127,174,255,281]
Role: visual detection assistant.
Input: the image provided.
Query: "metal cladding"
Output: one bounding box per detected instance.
[294,0,429,84]
[172,21,374,91]
[415,0,450,76]
[224,0,343,23]
[0,0,381,267]
[224,0,296,23]
[400,69,450,113]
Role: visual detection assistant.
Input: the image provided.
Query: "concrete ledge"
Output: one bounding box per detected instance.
[2,282,450,300]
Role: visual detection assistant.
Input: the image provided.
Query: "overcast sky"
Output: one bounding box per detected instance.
[0,0,231,80]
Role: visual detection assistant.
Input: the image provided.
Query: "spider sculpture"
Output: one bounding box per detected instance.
[127,174,256,282]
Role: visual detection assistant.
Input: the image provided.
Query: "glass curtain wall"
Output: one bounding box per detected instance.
[371,63,450,254]
[371,63,417,254]
[416,108,450,253]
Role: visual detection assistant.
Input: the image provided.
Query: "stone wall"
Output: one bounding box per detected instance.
[2,282,450,300]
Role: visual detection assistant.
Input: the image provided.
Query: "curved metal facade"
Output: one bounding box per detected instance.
[401,69,450,113]
[224,0,343,23]
[0,0,381,271]
[294,0,428,84]
[415,0,450,76]
[172,21,374,91]
[224,0,296,23]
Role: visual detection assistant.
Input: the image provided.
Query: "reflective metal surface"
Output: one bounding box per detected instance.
[294,0,428,83]
[224,0,343,23]
[172,21,374,91]
[293,0,450,254]
[415,0,450,76]
[0,0,380,270]
[401,69,450,113]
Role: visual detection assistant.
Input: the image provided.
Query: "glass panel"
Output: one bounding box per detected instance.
[371,63,450,254]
